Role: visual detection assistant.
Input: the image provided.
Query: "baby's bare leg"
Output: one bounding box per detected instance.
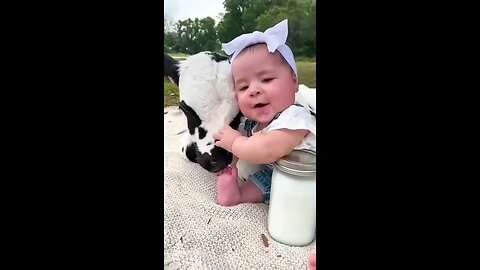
[216,167,263,206]
[238,180,264,203]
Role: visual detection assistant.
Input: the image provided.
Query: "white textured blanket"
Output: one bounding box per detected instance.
[164,106,316,269]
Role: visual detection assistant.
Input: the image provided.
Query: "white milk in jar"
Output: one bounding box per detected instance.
[267,149,316,246]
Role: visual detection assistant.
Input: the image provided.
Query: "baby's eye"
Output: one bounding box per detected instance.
[262,78,274,83]
[238,85,248,91]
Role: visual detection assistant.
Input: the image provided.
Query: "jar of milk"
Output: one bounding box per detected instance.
[267,149,316,246]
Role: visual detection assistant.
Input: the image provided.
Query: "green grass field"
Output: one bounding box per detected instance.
[169,52,189,60]
[164,61,316,107]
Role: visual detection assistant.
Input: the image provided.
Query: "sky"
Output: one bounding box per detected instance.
[164,0,226,25]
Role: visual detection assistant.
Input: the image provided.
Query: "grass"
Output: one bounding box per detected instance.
[297,61,316,89]
[169,52,189,57]
[163,61,316,107]
[164,78,181,107]
[168,52,189,60]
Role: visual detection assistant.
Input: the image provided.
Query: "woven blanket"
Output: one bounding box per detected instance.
[164,106,316,269]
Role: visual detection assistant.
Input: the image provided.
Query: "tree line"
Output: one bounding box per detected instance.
[164,0,316,58]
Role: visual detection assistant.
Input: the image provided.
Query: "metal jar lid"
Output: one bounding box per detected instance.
[273,149,316,177]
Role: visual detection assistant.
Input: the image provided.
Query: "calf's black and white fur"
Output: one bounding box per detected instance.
[164,52,245,173]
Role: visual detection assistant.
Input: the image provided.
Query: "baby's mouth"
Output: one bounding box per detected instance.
[254,103,269,108]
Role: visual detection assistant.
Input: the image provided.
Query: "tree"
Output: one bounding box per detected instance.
[174,17,219,55]
[286,0,316,57]
[217,0,273,43]
[197,17,218,52]
[164,15,175,34]
[254,0,316,57]
[164,15,177,52]
[255,6,289,32]
[163,0,316,57]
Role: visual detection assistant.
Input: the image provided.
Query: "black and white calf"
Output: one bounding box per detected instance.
[164,52,243,173]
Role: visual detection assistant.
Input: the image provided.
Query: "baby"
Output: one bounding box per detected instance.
[213,19,316,207]
[213,19,317,269]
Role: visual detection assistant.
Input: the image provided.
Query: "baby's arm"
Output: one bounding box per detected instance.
[232,129,309,164]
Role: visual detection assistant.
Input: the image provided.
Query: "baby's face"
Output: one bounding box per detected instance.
[232,44,297,125]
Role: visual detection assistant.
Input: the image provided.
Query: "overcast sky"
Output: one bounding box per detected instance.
[164,0,226,24]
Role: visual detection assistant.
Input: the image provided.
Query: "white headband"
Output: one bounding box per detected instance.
[222,19,298,77]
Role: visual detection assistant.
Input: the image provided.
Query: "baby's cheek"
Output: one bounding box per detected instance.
[237,100,250,113]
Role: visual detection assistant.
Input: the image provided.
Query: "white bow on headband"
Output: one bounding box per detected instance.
[222,19,298,77]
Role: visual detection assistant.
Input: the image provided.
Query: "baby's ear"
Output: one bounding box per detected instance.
[292,71,299,91]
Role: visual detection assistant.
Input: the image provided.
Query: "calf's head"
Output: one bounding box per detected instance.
[164,52,242,173]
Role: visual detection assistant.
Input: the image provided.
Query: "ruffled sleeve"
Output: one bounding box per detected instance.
[262,104,316,151]
[264,105,316,135]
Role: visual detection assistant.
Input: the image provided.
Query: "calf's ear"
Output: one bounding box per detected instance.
[164,53,180,86]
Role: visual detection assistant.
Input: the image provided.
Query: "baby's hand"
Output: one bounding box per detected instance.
[213,125,242,153]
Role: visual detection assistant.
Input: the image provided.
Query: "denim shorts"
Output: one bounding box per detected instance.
[250,166,273,204]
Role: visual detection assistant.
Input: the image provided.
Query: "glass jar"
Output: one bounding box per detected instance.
[268,149,316,246]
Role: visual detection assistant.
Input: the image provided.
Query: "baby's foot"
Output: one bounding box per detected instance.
[308,254,316,270]
[216,166,241,206]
